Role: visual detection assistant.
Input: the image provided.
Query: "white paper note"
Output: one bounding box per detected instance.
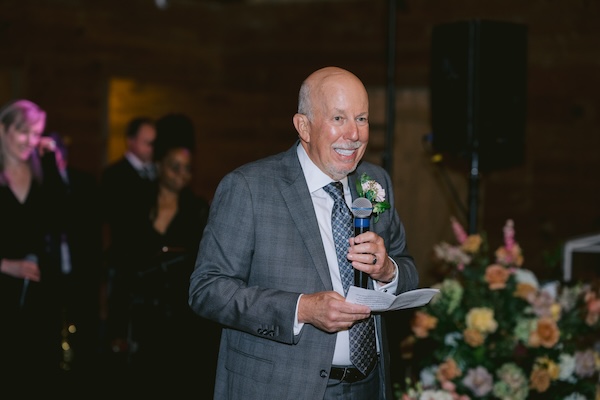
[346,286,440,312]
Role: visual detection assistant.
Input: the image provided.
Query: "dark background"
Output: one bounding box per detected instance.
[1,0,598,289]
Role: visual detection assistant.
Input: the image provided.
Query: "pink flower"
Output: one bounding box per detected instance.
[451,217,468,244]
[495,244,524,267]
[574,349,597,378]
[462,366,493,397]
[584,291,600,325]
[529,290,557,319]
[503,219,516,251]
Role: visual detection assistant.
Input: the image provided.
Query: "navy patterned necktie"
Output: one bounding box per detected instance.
[323,182,377,375]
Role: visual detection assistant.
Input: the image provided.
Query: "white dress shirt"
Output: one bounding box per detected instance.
[294,144,398,366]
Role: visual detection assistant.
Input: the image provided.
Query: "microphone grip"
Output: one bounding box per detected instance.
[354,218,370,289]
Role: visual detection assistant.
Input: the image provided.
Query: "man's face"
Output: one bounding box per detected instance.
[301,74,369,181]
[128,123,156,163]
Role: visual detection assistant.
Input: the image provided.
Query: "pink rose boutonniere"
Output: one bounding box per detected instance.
[356,173,391,223]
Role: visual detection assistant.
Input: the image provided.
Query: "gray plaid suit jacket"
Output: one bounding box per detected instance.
[189,141,418,399]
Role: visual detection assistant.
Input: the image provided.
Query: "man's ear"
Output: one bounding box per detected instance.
[293,113,310,143]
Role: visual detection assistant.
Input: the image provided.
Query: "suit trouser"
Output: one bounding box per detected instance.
[324,365,380,400]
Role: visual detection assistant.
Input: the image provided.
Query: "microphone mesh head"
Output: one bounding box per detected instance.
[351,197,373,218]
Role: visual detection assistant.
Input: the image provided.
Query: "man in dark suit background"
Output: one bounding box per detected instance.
[99,116,156,362]
[189,67,419,399]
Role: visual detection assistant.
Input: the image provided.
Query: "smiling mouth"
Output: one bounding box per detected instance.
[334,148,356,157]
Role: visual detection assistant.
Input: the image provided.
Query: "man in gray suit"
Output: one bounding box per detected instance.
[189,66,418,399]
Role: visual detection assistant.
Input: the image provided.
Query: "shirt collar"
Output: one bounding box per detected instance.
[296,143,349,194]
[125,151,150,171]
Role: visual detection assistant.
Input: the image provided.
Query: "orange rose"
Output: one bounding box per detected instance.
[463,328,484,347]
[528,317,560,348]
[530,368,551,392]
[436,358,462,382]
[411,311,438,338]
[495,245,524,267]
[514,282,537,300]
[484,264,511,290]
[461,234,482,253]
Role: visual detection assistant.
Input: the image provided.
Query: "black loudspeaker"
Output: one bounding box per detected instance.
[430,20,527,171]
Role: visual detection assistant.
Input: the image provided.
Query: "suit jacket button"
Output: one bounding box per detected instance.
[320,370,328,378]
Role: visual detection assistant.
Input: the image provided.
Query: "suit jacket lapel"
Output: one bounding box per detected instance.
[280,145,333,290]
[348,171,359,200]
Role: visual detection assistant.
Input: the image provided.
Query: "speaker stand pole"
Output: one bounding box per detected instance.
[467,149,480,234]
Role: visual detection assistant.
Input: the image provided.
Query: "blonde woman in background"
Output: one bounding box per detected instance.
[0,99,65,386]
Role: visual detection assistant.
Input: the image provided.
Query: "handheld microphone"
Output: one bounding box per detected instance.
[351,197,373,289]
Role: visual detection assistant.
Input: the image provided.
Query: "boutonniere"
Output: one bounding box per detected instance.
[355,173,391,223]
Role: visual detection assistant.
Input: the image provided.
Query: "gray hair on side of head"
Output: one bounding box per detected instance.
[297,80,313,121]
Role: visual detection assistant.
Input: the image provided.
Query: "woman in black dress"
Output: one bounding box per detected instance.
[0,99,65,384]
[112,113,217,396]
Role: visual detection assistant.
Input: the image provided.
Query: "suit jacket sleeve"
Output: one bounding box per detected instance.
[188,165,317,346]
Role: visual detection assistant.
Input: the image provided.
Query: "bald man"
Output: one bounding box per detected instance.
[189,67,418,400]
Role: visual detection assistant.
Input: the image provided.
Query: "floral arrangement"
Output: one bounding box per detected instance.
[396,218,600,400]
[356,173,390,223]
